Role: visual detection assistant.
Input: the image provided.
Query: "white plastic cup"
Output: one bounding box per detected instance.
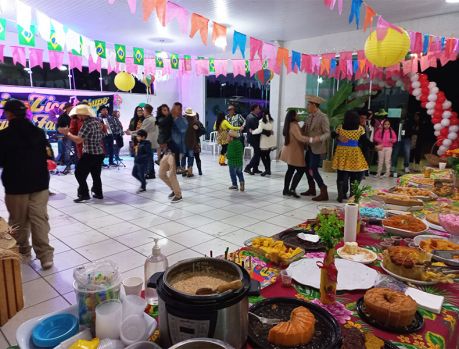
[122,295,147,319]
[97,338,125,349]
[96,300,122,339]
[439,162,447,170]
[122,277,143,296]
[120,314,147,346]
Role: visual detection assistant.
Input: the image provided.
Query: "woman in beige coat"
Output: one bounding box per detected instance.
[280,110,310,198]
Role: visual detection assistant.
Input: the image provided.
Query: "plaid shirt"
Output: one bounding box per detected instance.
[226,138,243,168]
[226,113,245,128]
[105,115,124,135]
[78,118,104,155]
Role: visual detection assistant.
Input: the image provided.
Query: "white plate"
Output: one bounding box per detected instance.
[336,247,378,264]
[297,233,320,243]
[16,305,157,349]
[425,220,447,232]
[413,234,448,246]
[380,264,438,285]
[384,204,424,212]
[286,258,378,291]
[383,224,429,237]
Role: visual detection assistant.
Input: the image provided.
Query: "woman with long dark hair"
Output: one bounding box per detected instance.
[332,110,371,202]
[251,111,276,176]
[156,104,173,162]
[214,111,241,166]
[279,110,310,197]
[127,106,144,156]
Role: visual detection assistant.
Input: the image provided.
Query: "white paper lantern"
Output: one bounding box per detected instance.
[430,87,439,94]
[428,93,438,102]
[411,81,421,89]
[443,101,452,110]
[443,139,452,147]
[434,130,441,136]
[448,132,458,140]
[412,88,422,97]
[426,102,436,109]
[433,123,443,131]
[449,126,459,133]
[428,81,437,88]
[441,119,451,127]
[442,111,452,119]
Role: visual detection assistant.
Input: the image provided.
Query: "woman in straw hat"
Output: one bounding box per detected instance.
[58,104,105,203]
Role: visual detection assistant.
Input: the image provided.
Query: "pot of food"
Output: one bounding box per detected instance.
[169,338,235,349]
[147,258,259,349]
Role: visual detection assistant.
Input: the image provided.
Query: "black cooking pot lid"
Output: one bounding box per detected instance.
[248,297,341,349]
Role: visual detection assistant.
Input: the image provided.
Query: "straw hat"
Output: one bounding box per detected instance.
[69,105,96,118]
[184,107,197,117]
[306,95,326,105]
[375,108,388,117]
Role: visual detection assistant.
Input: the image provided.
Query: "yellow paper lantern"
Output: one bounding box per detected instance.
[114,72,135,91]
[364,27,410,68]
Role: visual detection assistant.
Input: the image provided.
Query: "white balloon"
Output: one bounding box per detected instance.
[428,81,437,88]
[439,145,447,152]
[449,126,459,133]
[415,95,420,101]
[412,88,422,97]
[410,74,419,82]
[433,123,443,131]
[428,94,438,102]
[441,119,451,127]
[443,139,452,147]
[427,109,434,115]
[443,101,452,110]
[411,81,421,89]
[448,132,458,140]
[434,130,441,137]
[426,102,436,109]
[442,111,452,119]
[437,149,445,156]
[430,87,439,94]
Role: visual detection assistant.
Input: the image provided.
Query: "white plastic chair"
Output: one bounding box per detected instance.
[201,131,218,155]
[244,145,254,159]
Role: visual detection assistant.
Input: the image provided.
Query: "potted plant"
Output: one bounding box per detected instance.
[315,213,344,304]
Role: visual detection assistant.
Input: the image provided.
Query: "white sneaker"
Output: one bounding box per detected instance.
[404,167,410,173]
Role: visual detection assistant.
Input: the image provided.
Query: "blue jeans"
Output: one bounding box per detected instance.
[57,137,72,166]
[305,151,324,188]
[180,149,194,168]
[229,166,244,186]
[132,163,147,189]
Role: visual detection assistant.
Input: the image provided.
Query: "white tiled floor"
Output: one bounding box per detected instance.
[0,153,397,346]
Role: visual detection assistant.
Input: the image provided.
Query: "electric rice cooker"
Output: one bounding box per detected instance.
[147,258,259,349]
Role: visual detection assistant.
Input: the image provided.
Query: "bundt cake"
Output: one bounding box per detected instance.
[268,306,316,346]
[363,288,417,328]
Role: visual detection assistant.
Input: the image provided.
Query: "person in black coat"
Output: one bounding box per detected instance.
[0,99,54,269]
[155,104,173,163]
[132,129,152,193]
[244,104,262,175]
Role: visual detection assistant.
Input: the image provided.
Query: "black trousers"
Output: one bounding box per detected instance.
[113,134,124,159]
[220,144,228,156]
[104,135,114,164]
[194,152,202,174]
[246,143,261,171]
[337,170,364,198]
[284,165,305,192]
[75,154,105,198]
[260,150,271,173]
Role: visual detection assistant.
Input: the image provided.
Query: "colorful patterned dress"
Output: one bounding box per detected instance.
[332,126,368,171]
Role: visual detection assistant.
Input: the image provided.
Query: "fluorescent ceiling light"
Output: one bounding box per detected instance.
[445,0,459,3]
[58,65,68,71]
[215,36,227,49]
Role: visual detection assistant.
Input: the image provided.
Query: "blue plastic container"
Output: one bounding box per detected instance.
[32,313,79,348]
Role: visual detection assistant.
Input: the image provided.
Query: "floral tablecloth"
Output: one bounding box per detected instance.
[245,226,459,349]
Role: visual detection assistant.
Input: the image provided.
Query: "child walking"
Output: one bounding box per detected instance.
[374,119,397,178]
[133,129,152,193]
[226,130,245,192]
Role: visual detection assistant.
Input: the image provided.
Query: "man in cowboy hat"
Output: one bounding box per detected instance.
[300,95,330,201]
[0,99,54,269]
[58,104,105,203]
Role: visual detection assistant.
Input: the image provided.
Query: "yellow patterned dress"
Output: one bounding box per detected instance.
[332,126,368,171]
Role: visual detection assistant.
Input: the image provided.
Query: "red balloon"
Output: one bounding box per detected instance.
[452,112,458,119]
[421,87,429,94]
[440,128,449,136]
[452,141,459,149]
[450,118,459,126]
[420,95,428,103]
[421,101,427,108]
[419,74,428,81]
[432,117,441,124]
[434,111,442,118]
[437,96,446,104]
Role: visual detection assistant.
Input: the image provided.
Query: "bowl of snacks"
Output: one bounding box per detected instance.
[439,213,459,236]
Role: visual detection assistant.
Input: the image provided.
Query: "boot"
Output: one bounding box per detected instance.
[301,179,316,196]
[218,154,227,166]
[336,182,345,203]
[187,167,194,178]
[312,185,329,201]
[240,182,245,192]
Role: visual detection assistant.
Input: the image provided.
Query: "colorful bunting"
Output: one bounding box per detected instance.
[0,44,4,63]
[195,58,209,75]
[126,57,138,74]
[249,59,262,77]
[68,53,83,71]
[276,47,289,69]
[0,18,6,41]
[232,60,246,77]
[48,30,62,51]
[133,47,144,65]
[232,31,246,58]
[190,13,209,45]
[16,1,32,30]
[209,57,215,73]
[17,25,35,47]
[155,52,164,68]
[348,0,363,29]
[170,53,179,69]
[11,46,26,66]
[115,44,126,63]
[184,55,192,71]
[363,5,376,31]
[94,40,106,58]
[214,59,227,76]
[376,16,402,41]
[249,37,263,60]
[245,60,250,74]
[88,55,101,73]
[143,0,166,25]
[36,11,51,40]
[166,2,189,34]
[127,0,136,14]
[29,48,43,68]
[212,22,227,48]
[291,51,301,72]
[48,50,64,70]
[423,34,430,55]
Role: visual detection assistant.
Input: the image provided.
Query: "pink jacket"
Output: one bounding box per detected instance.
[374,128,397,148]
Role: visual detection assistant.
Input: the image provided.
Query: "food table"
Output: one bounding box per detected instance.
[241,223,459,349]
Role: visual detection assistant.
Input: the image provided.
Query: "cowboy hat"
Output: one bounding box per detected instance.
[375,108,388,117]
[69,104,96,117]
[306,95,326,105]
[184,107,197,117]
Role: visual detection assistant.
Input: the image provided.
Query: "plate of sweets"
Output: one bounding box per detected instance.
[389,186,437,201]
[382,214,428,237]
[244,236,304,266]
[337,242,378,264]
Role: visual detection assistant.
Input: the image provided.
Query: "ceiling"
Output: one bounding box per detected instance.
[4,0,459,57]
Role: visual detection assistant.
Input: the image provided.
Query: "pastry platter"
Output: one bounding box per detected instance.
[380,264,438,285]
[336,246,378,264]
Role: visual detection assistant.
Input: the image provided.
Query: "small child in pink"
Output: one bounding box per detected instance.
[374,119,397,177]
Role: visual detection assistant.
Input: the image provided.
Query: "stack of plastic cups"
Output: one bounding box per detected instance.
[120,295,148,346]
